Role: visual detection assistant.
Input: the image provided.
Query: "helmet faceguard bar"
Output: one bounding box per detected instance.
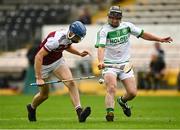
[108,6,122,19]
[67,31,84,43]
[108,12,122,19]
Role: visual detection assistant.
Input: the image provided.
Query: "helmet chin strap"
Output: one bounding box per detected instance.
[67,31,83,43]
[67,31,75,40]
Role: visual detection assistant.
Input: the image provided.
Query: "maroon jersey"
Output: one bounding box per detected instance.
[38,30,72,65]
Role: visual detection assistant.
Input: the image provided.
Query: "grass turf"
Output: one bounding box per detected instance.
[0,95,180,129]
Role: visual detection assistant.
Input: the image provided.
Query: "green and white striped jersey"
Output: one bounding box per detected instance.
[95,22,144,64]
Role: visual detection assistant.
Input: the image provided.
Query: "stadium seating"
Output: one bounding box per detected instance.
[0,4,71,51]
[122,0,180,24]
[96,0,180,25]
[0,0,105,51]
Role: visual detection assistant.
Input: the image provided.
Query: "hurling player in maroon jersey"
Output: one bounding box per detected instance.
[27,21,91,123]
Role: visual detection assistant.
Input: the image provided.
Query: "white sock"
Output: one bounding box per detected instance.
[31,104,35,109]
[75,104,81,110]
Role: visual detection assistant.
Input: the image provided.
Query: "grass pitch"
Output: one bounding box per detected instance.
[0,94,180,129]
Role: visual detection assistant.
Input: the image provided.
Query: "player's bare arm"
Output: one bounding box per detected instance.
[34,47,49,85]
[141,32,173,43]
[66,45,91,57]
[97,47,105,70]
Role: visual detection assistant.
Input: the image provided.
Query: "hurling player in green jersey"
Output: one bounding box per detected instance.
[95,6,173,121]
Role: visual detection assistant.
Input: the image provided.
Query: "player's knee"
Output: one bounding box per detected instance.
[67,80,76,87]
[66,81,77,90]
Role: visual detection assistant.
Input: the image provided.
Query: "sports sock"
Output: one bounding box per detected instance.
[75,106,82,118]
[106,108,114,114]
[30,104,36,110]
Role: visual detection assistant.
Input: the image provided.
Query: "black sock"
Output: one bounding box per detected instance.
[76,107,83,118]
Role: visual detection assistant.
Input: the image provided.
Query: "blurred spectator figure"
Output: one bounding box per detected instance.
[146,42,166,90]
[153,42,165,61]
[0,77,9,89]
[26,41,39,66]
[78,7,92,24]
[23,41,39,94]
[177,68,180,91]
[112,0,125,4]
[77,58,92,76]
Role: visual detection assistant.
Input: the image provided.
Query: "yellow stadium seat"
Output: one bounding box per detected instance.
[164,68,179,86]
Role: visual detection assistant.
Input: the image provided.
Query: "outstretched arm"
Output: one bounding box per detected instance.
[141,32,173,43]
[97,47,105,70]
[66,45,91,57]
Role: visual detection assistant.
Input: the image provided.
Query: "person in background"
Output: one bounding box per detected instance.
[78,7,92,25]
[148,42,166,90]
[177,68,180,91]
[153,42,165,61]
[24,41,39,94]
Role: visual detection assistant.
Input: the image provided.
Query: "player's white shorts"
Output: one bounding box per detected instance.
[102,64,134,80]
[41,58,66,79]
